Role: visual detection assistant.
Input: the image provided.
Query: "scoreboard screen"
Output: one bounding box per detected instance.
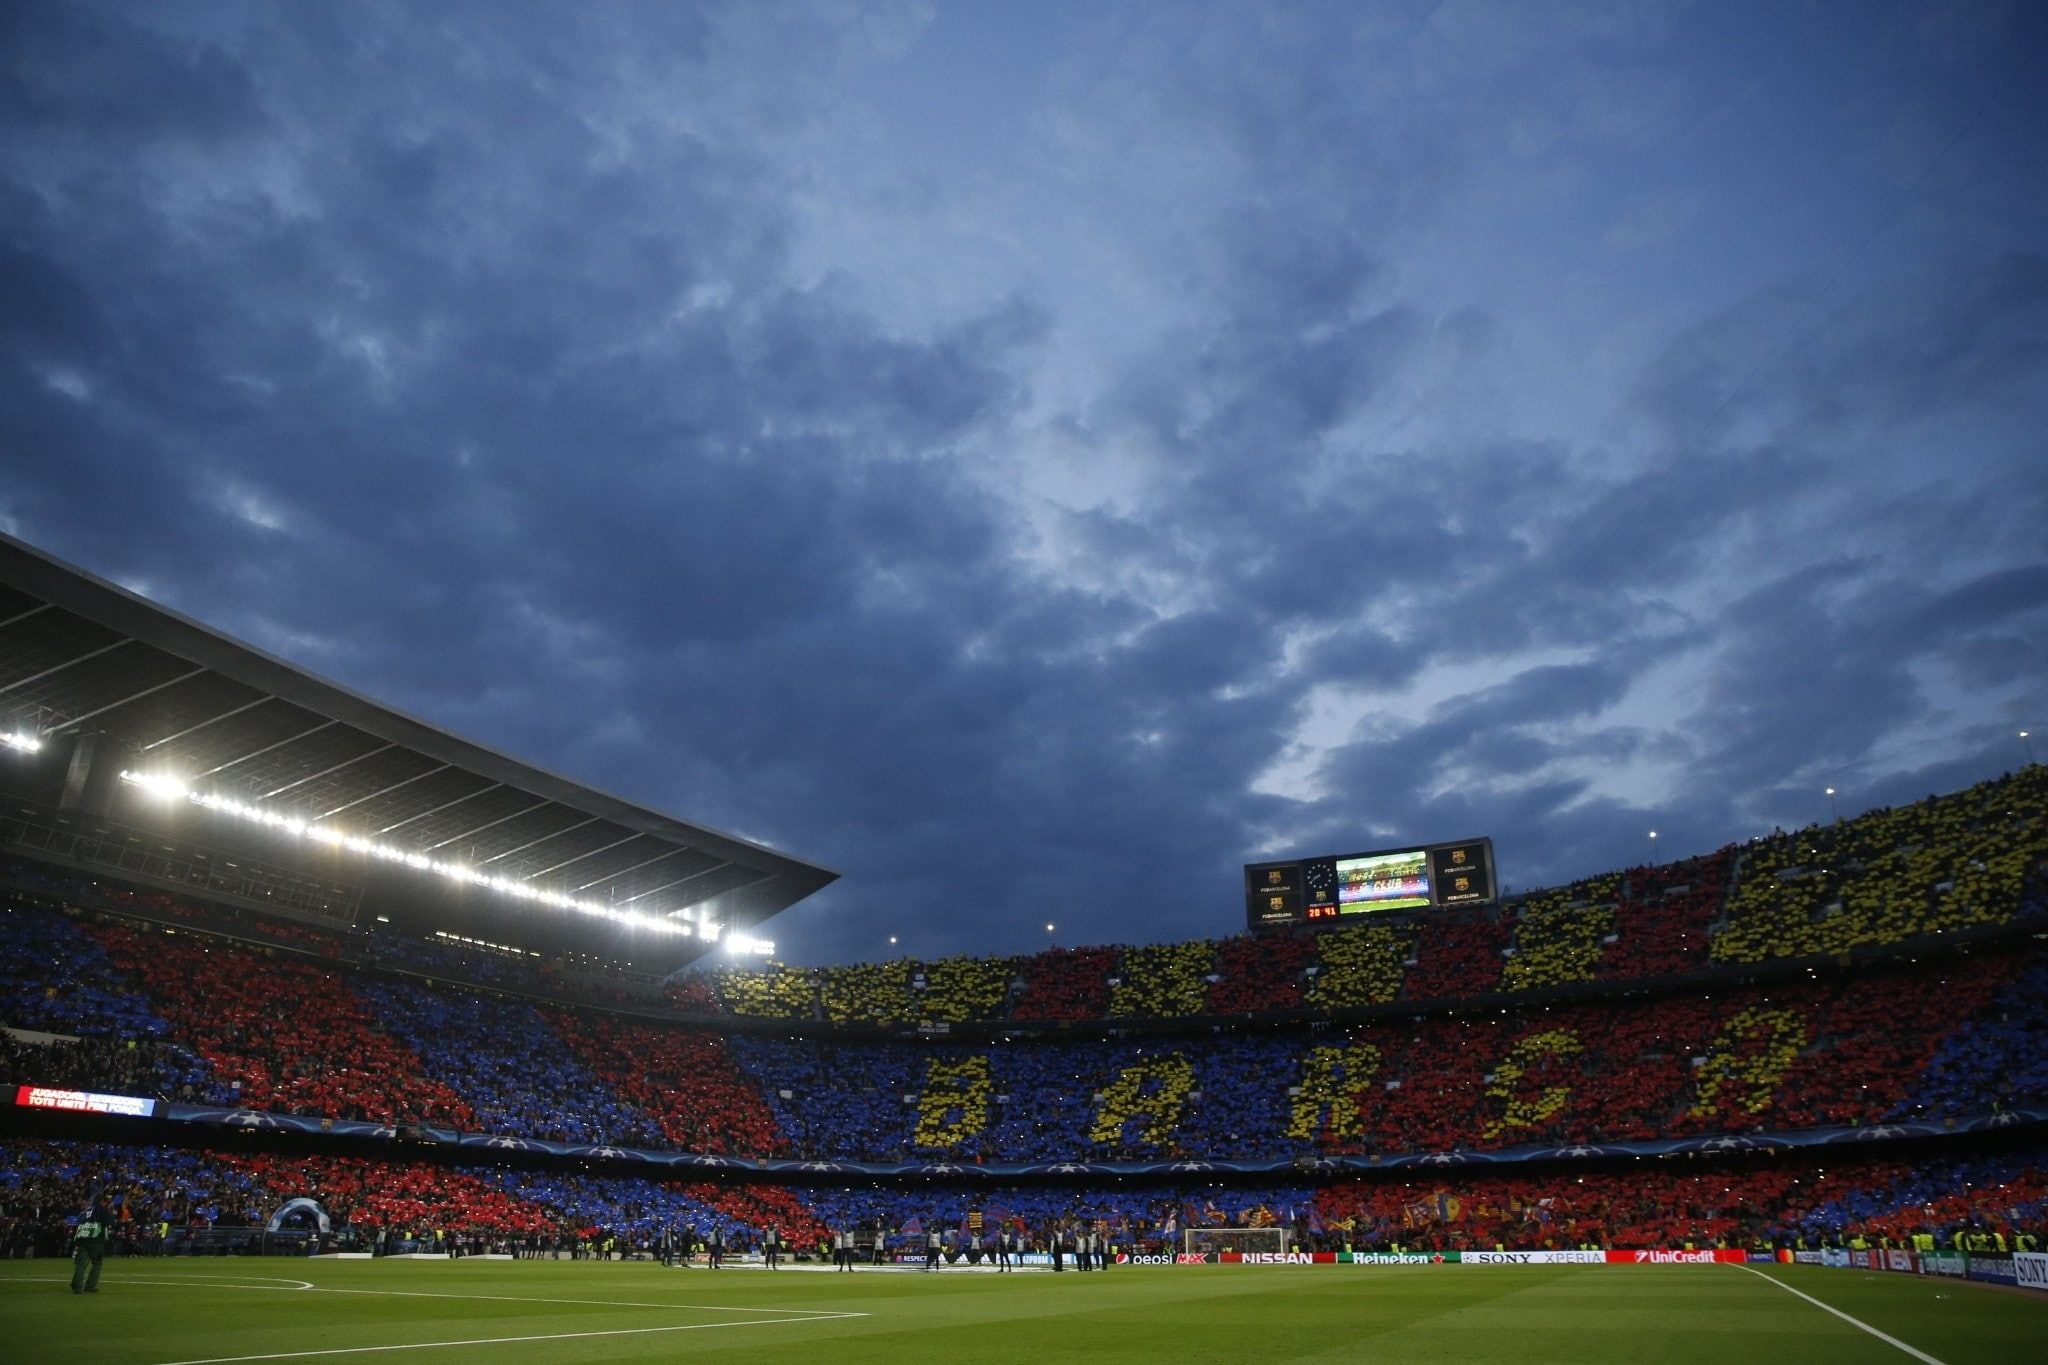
[1245,837,1495,931]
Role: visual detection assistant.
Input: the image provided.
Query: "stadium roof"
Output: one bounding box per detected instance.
[0,532,836,966]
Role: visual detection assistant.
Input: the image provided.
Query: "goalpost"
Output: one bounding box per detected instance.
[1183,1227,1290,1257]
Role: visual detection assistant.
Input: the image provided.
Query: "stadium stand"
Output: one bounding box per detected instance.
[818,961,916,1025]
[1711,769,2048,963]
[0,892,176,1040]
[1209,927,1314,1014]
[549,1009,788,1157]
[4,1136,2042,1258]
[714,962,816,1020]
[4,900,2046,1163]
[4,766,2047,1265]
[80,919,475,1126]
[916,954,1016,1023]
[1108,941,1213,1019]
[5,767,2043,1042]
[348,977,660,1147]
[1010,945,1119,1021]
[1597,851,1728,979]
[1302,921,1412,1011]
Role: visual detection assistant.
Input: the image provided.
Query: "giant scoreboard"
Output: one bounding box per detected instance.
[1245,837,1496,931]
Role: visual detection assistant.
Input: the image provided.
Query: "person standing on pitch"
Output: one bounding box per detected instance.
[996,1225,1013,1273]
[925,1225,942,1271]
[707,1223,724,1269]
[763,1226,780,1270]
[70,1196,112,1294]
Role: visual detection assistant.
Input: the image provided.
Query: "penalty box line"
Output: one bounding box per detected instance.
[1733,1265,1947,1365]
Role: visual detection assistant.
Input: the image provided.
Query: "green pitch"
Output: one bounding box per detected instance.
[0,1258,2040,1363]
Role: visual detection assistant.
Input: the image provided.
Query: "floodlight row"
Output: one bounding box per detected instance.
[117,769,703,938]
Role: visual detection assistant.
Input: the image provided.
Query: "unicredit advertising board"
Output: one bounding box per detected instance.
[1605,1250,1747,1264]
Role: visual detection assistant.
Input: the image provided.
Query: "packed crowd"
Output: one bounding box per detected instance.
[6,771,2042,1281]
[4,893,2043,1162]
[1712,768,2048,963]
[657,945,2048,1163]
[672,768,2043,1023]
[547,1009,789,1157]
[0,892,172,1039]
[4,771,2042,1038]
[1308,1145,2048,1253]
[348,977,663,1147]
[4,1137,2040,1258]
[0,1139,267,1258]
[82,920,474,1126]
[0,1031,203,1097]
[1900,948,2048,1121]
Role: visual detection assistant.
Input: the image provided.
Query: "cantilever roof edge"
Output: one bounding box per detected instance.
[0,531,841,908]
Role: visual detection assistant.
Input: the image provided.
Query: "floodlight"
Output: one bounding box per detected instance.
[114,769,690,935]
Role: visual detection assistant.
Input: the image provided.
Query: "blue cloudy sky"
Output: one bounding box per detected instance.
[3,1,2044,965]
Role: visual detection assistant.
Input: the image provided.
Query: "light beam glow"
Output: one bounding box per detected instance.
[118,770,693,936]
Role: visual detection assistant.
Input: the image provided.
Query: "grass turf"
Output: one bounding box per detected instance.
[0,1258,2041,1363]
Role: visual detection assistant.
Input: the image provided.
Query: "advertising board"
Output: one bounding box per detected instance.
[1466,1250,1606,1265]
[1966,1254,2016,1285]
[12,1085,157,1118]
[1607,1250,1747,1264]
[1915,1251,1965,1277]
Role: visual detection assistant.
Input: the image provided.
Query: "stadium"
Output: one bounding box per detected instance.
[1,531,2044,1361]
[7,5,2048,1363]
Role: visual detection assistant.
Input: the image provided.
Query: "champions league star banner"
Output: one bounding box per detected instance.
[132,1102,2048,1179]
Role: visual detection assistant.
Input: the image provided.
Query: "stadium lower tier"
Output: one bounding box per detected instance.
[6,896,2046,1164]
[1,1136,2042,1259]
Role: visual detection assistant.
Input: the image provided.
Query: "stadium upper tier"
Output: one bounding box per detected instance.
[8,766,2040,1033]
[689,764,2048,1022]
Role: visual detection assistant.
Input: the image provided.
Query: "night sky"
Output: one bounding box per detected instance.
[4,2,2044,965]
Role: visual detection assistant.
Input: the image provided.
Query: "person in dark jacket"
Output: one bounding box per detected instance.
[70,1197,112,1294]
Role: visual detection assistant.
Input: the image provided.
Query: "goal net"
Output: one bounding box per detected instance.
[1184,1227,1290,1257]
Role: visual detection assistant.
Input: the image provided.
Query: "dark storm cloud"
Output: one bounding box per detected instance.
[2,2,2045,961]
[0,2,266,140]
[1635,252,2048,462]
